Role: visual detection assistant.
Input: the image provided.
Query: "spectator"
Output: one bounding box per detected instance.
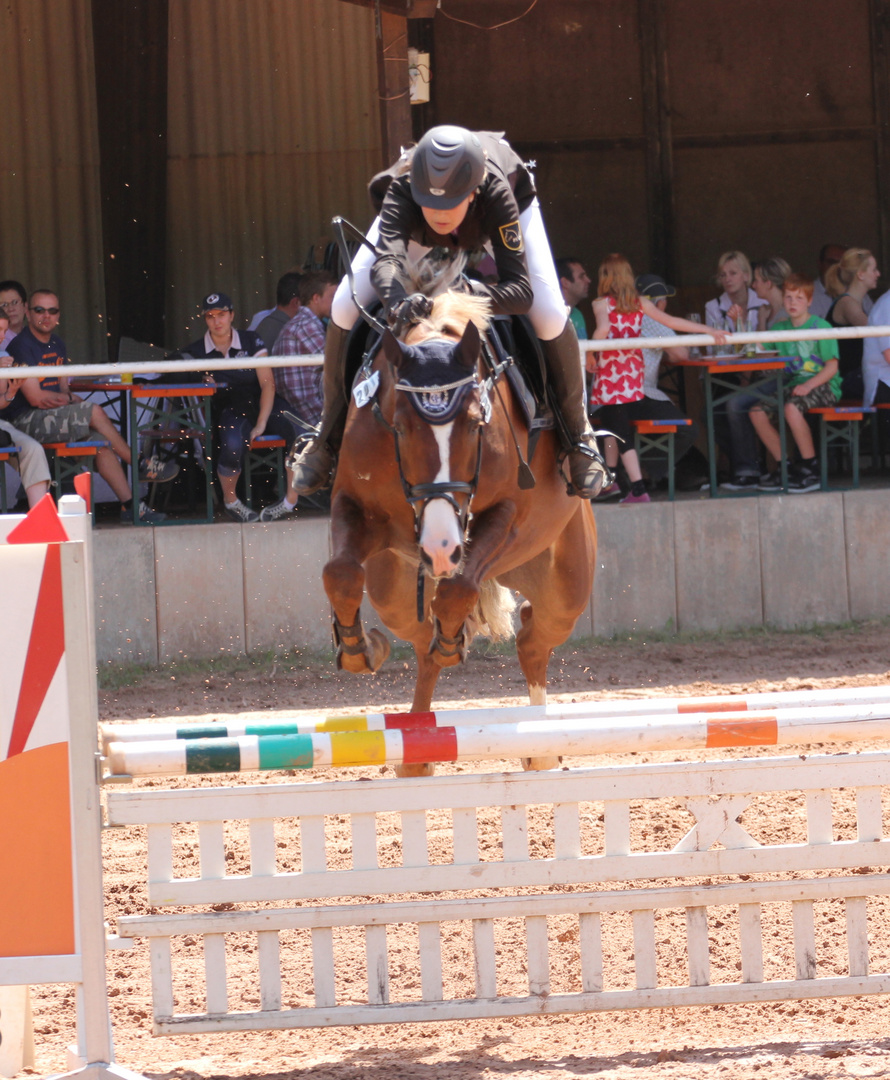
[825,247,880,401]
[5,290,176,521]
[555,257,591,341]
[0,280,28,347]
[862,286,890,447]
[590,255,724,504]
[180,291,295,523]
[751,273,840,494]
[704,252,767,489]
[0,310,51,508]
[633,273,701,488]
[705,251,769,336]
[260,271,336,521]
[752,257,791,330]
[255,271,303,352]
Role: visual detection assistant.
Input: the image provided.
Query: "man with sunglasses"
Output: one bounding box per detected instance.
[5,290,177,522]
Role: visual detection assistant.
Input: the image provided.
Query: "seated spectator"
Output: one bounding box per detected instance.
[6,290,176,522]
[752,257,791,330]
[810,244,861,320]
[260,271,336,521]
[705,252,768,490]
[750,273,840,494]
[825,247,880,400]
[255,271,303,352]
[634,273,701,488]
[590,255,724,504]
[555,257,591,342]
[0,280,28,347]
[0,310,51,508]
[705,251,768,334]
[180,291,296,523]
[862,285,890,446]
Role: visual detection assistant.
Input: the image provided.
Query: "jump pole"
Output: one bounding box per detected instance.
[99,684,890,754]
[104,701,890,777]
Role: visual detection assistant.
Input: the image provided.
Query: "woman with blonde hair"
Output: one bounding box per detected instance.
[705,250,768,334]
[589,254,725,503]
[825,247,881,399]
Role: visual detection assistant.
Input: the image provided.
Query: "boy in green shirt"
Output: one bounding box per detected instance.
[752,273,840,493]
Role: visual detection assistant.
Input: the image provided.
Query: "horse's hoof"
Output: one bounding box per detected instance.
[395,762,436,778]
[337,627,391,674]
[366,628,391,671]
[521,756,562,771]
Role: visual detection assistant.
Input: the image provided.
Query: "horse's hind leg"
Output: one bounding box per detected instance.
[324,493,390,673]
[505,507,596,771]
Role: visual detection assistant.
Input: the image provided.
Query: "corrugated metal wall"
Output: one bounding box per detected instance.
[166,0,383,346]
[0,0,106,362]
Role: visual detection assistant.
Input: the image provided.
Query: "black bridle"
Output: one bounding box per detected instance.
[372,364,487,546]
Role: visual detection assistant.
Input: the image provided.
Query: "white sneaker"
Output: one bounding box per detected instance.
[259,498,296,522]
[224,499,259,523]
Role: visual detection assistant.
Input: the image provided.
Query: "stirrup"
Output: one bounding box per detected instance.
[559,440,613,499]
[285,427,321,472]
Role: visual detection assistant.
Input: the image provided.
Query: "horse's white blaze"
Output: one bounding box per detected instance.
[420,423,463,577]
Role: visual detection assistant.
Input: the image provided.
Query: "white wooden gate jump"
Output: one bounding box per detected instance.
[106,749,890,1035]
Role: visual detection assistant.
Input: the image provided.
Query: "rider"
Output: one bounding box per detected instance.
[289,126,609,499]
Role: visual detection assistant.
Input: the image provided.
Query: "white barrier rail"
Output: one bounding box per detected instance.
[7,322,890,377]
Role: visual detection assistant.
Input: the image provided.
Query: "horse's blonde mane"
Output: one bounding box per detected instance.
[399,252,492,341]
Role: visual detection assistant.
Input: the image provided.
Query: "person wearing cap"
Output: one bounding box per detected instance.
[179,292,295,523]
[634,273,701,488]
[288,125,609,500]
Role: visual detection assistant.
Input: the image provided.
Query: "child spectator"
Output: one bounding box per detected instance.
[751,273,840,493]
[590,255,725,503]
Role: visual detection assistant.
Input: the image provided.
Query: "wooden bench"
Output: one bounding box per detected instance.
[43,439,108,519]
[244,434,287,506]
[631,418,693,501]
[806,406,875,490]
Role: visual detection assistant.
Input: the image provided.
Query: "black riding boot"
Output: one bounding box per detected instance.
[542,320,609,499]
[286,322,350,495]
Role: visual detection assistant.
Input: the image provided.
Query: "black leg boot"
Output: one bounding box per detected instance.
[541,320,609,498]
[286,322,350,495]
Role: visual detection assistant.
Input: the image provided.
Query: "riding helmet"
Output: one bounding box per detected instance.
[410,126,486,209]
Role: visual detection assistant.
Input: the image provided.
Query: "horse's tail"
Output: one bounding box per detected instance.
[464,579,517,644]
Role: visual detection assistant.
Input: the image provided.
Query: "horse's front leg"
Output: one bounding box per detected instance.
[428,501,517,667]
[323,492,390,673]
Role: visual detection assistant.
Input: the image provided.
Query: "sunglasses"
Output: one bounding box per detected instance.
[31,306,60,315]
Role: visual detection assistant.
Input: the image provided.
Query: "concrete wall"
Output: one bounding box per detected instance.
[92,490,890,666]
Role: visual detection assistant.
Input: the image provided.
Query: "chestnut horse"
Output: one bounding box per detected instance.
[322,290,597,773]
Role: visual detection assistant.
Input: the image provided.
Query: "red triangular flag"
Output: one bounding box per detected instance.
[6,544,66,758]
[7,493,70,545]
[73,471,92,512]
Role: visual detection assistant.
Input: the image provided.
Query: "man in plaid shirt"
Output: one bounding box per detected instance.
[260,271,336,521]
[271,271,336,427]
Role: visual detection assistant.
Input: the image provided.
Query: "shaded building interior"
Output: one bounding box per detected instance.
[2,0,889,360]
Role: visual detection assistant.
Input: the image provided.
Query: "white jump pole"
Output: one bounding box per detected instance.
[104,702,890,778]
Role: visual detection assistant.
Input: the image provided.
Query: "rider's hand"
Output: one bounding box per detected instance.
[389,293,433,336]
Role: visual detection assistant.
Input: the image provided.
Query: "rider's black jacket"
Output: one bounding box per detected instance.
[368,131,537,320]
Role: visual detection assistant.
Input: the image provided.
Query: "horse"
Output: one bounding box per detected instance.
[322,286,597,775]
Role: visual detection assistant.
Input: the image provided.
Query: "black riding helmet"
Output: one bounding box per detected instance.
[410,126,486,210]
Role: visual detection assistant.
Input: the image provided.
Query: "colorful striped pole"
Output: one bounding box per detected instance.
[104,702,890,777]
[99,684,890,755]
